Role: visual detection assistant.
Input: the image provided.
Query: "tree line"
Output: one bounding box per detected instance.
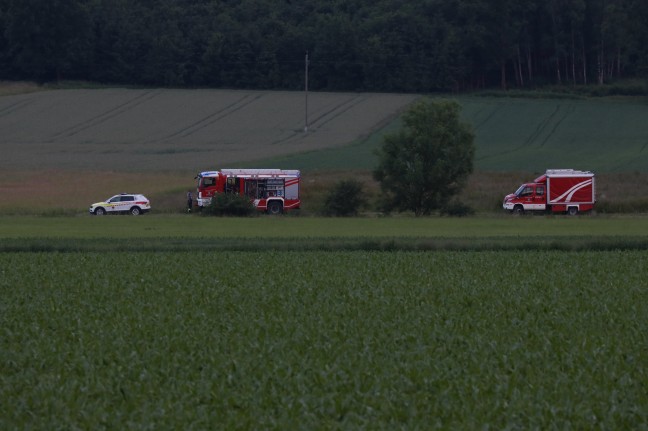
[1,0,647,93]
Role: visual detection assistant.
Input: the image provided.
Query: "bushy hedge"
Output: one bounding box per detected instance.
[202,193,256,216]
[322,179,367,217]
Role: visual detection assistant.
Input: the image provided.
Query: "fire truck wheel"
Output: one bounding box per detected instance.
[267,201,283,215]
[512,205,524,215]
[95,207,106,216]
[567,206,578,216]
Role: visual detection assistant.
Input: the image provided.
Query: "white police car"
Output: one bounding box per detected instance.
[89,193,151,216]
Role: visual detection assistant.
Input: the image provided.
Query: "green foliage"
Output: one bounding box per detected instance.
[2,1,648,90]
[322,179,367,216]
[2,0,92,82]
[202,193,256,217]
[2,251,648,428]
[374,99,475,216]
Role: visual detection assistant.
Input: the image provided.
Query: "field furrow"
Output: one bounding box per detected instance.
[50,89,163,140]
[0,98,32,117]
[158,94,258,141]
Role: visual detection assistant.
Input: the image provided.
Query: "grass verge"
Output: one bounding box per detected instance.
[1,215,648,239]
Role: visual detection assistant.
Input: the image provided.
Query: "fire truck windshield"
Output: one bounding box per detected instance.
[514,185,526,196]
[201,177,216,187]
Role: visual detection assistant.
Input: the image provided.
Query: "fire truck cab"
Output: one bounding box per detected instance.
[195,169,300,214]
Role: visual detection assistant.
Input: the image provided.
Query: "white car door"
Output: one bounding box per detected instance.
[107,196,124,213]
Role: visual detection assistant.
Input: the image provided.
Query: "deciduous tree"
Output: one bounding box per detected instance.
[374,99,475,216]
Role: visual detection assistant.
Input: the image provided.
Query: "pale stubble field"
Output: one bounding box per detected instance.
[0,88,418,171]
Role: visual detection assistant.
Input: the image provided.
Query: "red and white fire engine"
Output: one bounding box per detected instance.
[503,169,595,215]
[195,169,300,214]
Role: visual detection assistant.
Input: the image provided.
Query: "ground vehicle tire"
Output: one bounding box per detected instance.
[95,207,106,216]
[130,206,141,216]
[267,201,283,215]
[567,206,578,216]
[512,205,524,215]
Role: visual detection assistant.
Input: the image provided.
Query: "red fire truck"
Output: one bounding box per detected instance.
[195,169,300,214]
[503,169,595,215]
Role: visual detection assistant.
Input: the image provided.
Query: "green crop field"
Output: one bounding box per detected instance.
[465,96,648,172]
[2,250,647,429]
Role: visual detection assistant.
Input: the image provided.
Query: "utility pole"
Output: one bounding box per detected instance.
[304,51,309,133]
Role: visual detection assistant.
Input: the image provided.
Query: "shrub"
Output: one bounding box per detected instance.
[322,179,367,216]
[202,193,256,216]
[440,200,475,217]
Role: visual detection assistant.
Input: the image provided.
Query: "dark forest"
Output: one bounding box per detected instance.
[1,0,647,92]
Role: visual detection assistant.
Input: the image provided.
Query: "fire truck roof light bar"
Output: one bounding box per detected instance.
[198,169,300,178]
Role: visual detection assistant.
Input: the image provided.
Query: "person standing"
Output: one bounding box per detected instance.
[186,190,193,212]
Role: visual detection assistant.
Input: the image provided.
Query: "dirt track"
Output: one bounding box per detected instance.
[0,88,418,171]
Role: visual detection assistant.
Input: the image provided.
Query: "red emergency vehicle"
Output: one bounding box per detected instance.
[503,169,595,215]
[195,169,300,214]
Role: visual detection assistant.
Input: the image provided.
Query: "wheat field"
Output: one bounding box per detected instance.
[0,88,418,171]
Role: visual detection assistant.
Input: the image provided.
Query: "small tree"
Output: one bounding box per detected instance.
[373,99,475,216]
[322,179,367,216]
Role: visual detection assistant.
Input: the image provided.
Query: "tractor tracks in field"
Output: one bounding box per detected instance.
[50,90,163,141]
[473,104,503,130]
[270,95,368,146]
[155,93,263,143]
[478,103,574,162]
[528,103,574,147]
[309,95,368,129]
[0,99,33,118]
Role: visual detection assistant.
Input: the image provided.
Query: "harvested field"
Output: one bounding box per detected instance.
[0,88,418,171]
